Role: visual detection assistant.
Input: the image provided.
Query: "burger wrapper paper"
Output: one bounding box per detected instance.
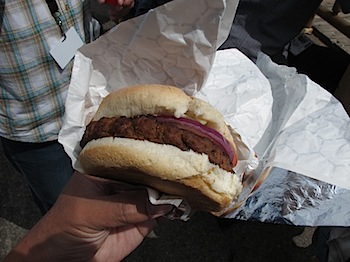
[59,0,350,225]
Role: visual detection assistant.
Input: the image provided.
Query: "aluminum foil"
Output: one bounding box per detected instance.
[228,167,350,226]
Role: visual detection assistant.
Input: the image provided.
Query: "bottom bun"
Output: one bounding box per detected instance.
[79,137,242,212]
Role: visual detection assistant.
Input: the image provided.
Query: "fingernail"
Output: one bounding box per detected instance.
[149,204,173,218]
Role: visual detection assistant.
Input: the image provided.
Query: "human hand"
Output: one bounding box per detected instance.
[98,0,135,22]
[4,171,172,262]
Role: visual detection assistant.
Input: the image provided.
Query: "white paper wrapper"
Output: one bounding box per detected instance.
[254,53,350,189]
[225,54,350,225]
[59,0,350,225]
[147,188,193,221]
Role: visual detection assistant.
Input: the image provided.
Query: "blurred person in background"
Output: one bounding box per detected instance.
[0,0,134,215]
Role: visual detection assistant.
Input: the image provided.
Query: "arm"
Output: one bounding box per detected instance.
[4,171,172,262]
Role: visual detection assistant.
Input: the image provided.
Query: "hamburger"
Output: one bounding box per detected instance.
[79,84,242,213]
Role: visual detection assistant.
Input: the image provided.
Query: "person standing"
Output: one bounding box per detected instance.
[0,0,132,215]
[0,0,89,214]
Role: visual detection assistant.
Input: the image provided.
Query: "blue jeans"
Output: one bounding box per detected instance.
[1,137,73,215]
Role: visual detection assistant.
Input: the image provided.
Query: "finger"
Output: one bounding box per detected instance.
[69,189,172,229]
[60,173,172,228]
[63,172,141,197]
[95,219,158,261]
[87,175,145,195]
[117,219,158,242]
[100,190,173,226]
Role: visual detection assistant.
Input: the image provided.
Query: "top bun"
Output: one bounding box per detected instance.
[92,84,235,149]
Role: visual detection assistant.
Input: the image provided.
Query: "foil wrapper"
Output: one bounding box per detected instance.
[229,167,350,226]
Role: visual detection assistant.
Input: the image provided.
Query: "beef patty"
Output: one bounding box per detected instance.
[80,115,234,173]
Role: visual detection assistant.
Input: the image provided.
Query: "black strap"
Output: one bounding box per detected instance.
[45,0,66,39]
[46,0,59,15]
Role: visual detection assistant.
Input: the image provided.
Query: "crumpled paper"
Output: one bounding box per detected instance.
[59,0,350,225]
[254,53,350,190]
[226,53,350,226]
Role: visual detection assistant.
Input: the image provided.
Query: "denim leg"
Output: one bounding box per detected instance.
[1,138,74,215]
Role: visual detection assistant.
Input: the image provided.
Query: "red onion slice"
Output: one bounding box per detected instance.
[157,116,235,163]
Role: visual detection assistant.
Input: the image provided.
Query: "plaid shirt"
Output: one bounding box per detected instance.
[0,0,90,142]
